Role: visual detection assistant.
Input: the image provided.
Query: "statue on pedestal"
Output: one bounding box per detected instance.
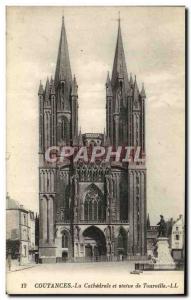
[154,215,175,270]
[157,215,167,237]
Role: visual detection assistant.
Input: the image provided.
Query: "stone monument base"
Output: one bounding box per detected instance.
[154,237,175,270]
[40,256,57,264]
[39,243,57,264]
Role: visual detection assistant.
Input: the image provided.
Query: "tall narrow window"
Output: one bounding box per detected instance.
[118,233,123,249]
[61,82,65,109]
[23,245,27,257]
[64,119,68,141]
[84,201,88,221]
[89,202,93,220]
[61,119,64,140]
[93,201,97,220]
[98,201,102,220]
[62,231,69,248]
[117,227,127,255]
[23,214,27,226]
[47,175,49,191]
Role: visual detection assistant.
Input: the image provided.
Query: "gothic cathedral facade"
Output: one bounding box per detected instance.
[38,17,147,263]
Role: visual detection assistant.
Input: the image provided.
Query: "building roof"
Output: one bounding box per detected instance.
[6,195,29,212]
[173,215,183,227]
[6,195,20,209]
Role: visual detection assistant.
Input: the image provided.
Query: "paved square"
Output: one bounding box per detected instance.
[6,262,184,295]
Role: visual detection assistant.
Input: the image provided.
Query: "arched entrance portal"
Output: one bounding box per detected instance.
[83,226,106,262]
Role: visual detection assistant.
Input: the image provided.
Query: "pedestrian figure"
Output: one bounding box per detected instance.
[7,251,11,271]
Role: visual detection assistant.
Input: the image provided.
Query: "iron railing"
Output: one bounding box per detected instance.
[56,255,149,263]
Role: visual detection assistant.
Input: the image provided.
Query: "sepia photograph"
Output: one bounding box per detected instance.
[6,6,185,295]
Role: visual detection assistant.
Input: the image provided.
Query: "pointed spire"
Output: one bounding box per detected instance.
[103,128,106,145]
[50,79,55,95]
[133,75,139,101]
[118,11,121,25]
[106,72,113,97]
[106,72,110,85]
[103,130,111,147]
[45,77,50,100]
[38,80,44,95]
[55,16,72,85]
[71,75,78,96]
[45,77,49,86]
[49,76,55,95]
[129,73,133,87]
[147,214,150,229]
[140,83,146,98]
[111,14,128,84]
[105,135,111,146]
[78,128,83,146]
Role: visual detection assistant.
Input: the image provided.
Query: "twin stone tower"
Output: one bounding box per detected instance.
[38,16,147,263]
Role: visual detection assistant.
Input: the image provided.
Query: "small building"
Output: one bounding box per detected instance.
[28,211,36,262]
[6,195,37,265]
[171,215,184,261]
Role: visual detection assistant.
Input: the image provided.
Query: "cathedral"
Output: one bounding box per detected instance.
[38,16,147,263]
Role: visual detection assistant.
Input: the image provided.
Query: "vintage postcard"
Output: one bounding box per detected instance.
[6,6,186,295]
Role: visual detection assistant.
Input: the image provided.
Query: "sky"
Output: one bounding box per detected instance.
[6,6,185,224]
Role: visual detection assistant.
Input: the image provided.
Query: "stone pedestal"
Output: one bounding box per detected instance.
[39,242,57,264]
[154,237,175,270]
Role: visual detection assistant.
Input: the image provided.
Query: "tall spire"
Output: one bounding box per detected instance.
[106,72,113,97]
[129,73,133,87]
[140,83,146,98]
[78,128,83,146]
[55,16,72,85]
[71,75,78,96]
[111,13,128,84]
[50,78,55,95]
[147,214,150,229]
[103,128,106,146]
[38,81,44,95]
[44,77,50,101]
[133,75,139,101]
